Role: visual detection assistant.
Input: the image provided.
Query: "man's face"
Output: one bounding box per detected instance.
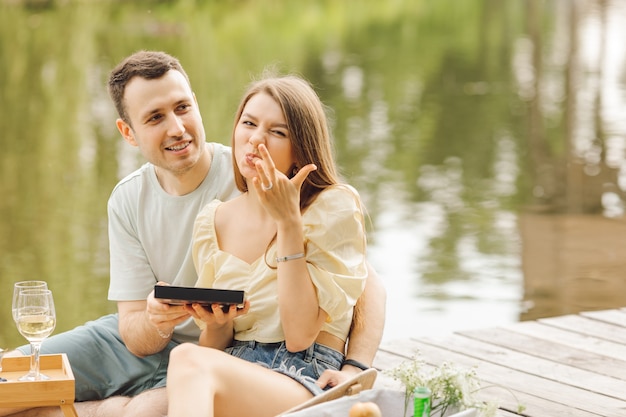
[117,70,205,177]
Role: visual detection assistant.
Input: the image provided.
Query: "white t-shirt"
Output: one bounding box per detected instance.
[107,142,239,342]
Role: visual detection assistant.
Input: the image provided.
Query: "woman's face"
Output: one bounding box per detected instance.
[234,92,296,182]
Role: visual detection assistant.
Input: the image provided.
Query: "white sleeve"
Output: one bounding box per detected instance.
[107,186,157,301]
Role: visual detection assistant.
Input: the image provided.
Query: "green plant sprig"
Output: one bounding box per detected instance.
[384,352,525,417]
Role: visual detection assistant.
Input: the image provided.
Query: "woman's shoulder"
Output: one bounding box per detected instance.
[195,199,222,224]
[314,184,362,208]
[303,184,365,227]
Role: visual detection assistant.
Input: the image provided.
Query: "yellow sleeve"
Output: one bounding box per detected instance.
[303,185,368,322]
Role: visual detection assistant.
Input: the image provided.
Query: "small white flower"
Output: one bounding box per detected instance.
[384,352,516,417]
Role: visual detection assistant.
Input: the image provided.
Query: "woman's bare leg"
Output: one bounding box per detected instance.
[167,343,313,417]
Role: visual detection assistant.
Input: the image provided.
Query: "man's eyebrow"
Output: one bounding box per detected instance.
[139,99,192,120]
[139,108,161,122]
[175,98,192,106]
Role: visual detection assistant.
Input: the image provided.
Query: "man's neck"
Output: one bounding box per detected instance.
[155,143,213,196]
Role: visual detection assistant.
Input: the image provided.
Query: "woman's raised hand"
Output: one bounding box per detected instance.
[252,144,316,220]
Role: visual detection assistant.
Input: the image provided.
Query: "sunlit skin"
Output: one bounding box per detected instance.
[182,92,317,346]
[115,70,211,196]
[168,90,326,417]
[235,92,299,183]
[0,69,386,417]
[114,69,214,361]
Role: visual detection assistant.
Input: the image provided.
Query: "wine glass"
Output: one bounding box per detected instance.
[14,288,56,381]
[12,281,48,323]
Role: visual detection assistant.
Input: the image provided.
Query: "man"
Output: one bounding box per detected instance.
[2,51,385,417]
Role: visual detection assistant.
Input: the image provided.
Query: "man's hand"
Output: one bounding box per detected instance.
[316,367,361,389]
[118,283,190,357]
[146,283,190,332]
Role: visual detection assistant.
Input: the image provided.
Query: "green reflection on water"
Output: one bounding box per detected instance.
[1,0,624,347]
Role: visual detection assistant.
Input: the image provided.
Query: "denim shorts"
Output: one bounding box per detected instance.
[226,340,344,395]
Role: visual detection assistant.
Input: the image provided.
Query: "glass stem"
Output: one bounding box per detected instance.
[30,341,42,379]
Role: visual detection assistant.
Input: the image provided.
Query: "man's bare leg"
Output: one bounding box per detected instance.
[3,387,168,417]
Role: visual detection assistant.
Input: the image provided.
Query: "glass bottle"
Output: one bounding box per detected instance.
[413,386,431,417]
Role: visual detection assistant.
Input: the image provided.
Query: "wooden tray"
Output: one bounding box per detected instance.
[0,354,75,408]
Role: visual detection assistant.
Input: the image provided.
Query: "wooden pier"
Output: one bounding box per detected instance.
[372,309,626,416]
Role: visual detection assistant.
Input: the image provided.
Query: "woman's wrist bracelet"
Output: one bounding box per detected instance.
[341,358,370,371]
[276,252,305,263]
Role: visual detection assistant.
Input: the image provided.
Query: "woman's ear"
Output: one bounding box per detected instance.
[289,164,299,179]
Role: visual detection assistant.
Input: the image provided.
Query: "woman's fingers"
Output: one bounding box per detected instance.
[257,144,275,188]
[291,163,317,190]
[252,145,316,204]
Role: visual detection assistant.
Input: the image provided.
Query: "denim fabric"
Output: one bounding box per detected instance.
[226,340,344,395]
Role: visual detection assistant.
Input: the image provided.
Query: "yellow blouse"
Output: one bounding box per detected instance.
[192,184,368,344]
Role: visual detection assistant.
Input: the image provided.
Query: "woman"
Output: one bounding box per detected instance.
[166,73,368,417]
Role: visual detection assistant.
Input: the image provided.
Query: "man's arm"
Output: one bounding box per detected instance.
[118,300,171,357]
[343,262,386,371]
[316,262,386,388]
[118,289,189,357]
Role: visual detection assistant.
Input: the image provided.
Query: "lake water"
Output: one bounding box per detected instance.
[2,0,626,349]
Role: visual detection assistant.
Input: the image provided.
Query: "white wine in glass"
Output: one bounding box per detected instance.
[15,288,56,381]
[12,281,48,323]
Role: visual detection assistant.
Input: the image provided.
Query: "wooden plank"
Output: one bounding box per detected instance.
[373,354,524,417]
[375,348,605,417]
[59,404,79,417]
[538,314,626,344]
[375,311,626,416]
[457,327,626,381]
[0,354,75,409]
[424,329,626,399]
[502,321,626,360]
[378,339,624,417]
[495,411,524,417]
[374,351,541,417]
[581,309,626,327]
[1,355,65,373]
[373,355,519,417]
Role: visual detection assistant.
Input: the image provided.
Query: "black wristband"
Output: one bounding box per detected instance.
[342,358,370,371]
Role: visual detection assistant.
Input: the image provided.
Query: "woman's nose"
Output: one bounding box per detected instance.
[249,128,265,146]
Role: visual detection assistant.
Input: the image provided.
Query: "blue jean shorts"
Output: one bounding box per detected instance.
[226,340,344,395]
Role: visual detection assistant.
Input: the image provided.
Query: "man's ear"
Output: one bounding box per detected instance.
[116,118,138,146]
